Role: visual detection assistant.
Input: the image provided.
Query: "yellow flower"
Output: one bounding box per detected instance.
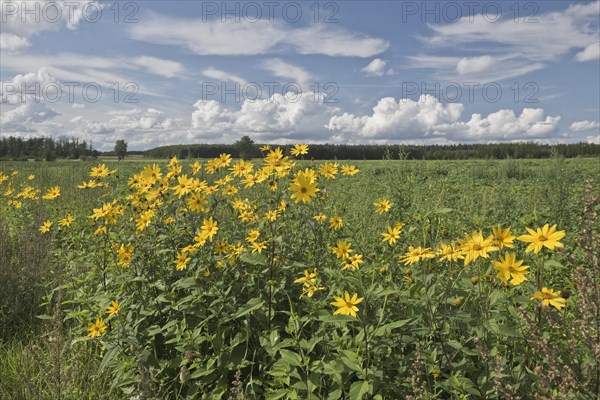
[491,225,515,249]
[517,224,565,254]
[435,242,464,262]
[246,229,260,243]
[218,153,232,167]
[264,210,278,222]
[87,318,107,338]
[250,241,266,254]
[173,252,191,271]
[187,193,207,212]
[301,283,325,299]
[329,216,343,230]
[77,179,102,189]
[201,217,218,242]
[39,220,53,233]
[290,144,309,157]
[106,300,121,316]
[374,197,392,214]
[458,230,498,266]
[28,174,35,180]
[259,144,271,152]
[313,213,327,223]
[135,209,155,231]
[294,269,317,285]
[90,164,114,178]
[341,164,359,176]
[400,246,434,265]
[189,161,202,175]
[58,214,74,227]
[381,225,401,246]
[222,185,238,196]
[493,253,529,286]
[318,162,338,179]
[42,186,61,200]
[289,170,318,204]
[342,254,364,271]
[142,164,163,181]
[117,244,134,267]
[331,291,364,318]
[90,202,114,220]
[332,241,352,259]
[531,287,566,310]
[172,175,192,197]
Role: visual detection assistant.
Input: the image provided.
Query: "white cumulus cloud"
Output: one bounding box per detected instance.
[570,120,600,132]
[327,95,561,142]
[361,59,387,77]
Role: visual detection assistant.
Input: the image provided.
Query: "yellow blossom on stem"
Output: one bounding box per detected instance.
[87,318,107,338]
[531,287,566,310]
[331,291,364,318]
[517,224,565,254]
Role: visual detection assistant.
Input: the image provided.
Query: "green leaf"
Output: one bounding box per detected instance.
[239,252,268,266]
[544,260,564,269]
[231,298,264,320]
[279,349,302,367]
[349,380,370,400]
[266,389,293,400]
[373,319,411,337]
[447,339,463,350]
[175,277,197,289]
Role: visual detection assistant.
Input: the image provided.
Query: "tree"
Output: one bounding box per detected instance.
[115,139,128,161]
[234,135,256,160]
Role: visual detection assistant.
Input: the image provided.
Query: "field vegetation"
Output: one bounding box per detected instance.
[0,149,598,399]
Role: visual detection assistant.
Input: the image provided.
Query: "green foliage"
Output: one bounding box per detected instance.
[0,155,599,399]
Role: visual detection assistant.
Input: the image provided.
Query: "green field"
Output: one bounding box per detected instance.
[1,154,599,399]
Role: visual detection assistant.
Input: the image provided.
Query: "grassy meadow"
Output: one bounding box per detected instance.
[0,152,599,399]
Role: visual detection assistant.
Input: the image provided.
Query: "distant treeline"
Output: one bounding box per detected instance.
[0,136,99,161]
[144,142,600,160]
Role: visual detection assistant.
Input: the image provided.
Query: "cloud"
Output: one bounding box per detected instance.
[201,68,248,85]
[327,95,560,142]
[575,42,600,62]
[131,56,185,78]
[0,101,60,132]
[570,120,600,132]
[460,108,561,141]
[327,95,464,139]
[0,0,101,52]
[67,108,176,138]
[408,54,544,82]
[361,59,387,77]
[65,108,189,151]
[587,135,600,145]
[129,14,388,57]
[0,54,172,97]
[413,2,599,80]
[1,67,58,104]
[0,32,30,52]
[261,59,312,88]
[456,56,495,75]
[191,92,339,141]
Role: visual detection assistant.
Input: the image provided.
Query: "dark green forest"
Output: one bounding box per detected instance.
[0,136,99,161]
[144,141,600,160]
[1,136,599,160]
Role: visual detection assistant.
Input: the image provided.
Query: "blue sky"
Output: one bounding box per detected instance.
[1,0,599,150]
